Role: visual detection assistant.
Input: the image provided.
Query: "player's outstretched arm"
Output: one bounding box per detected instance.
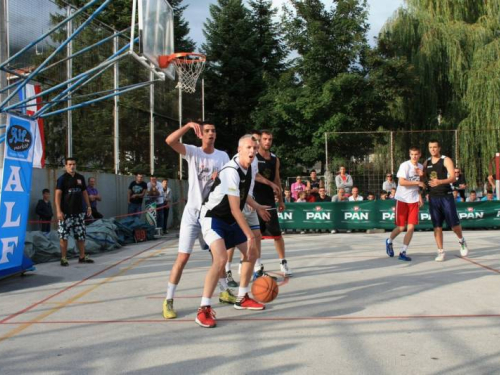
[165,121,202,155]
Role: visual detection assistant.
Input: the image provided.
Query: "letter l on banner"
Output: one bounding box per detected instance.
[0,114,36,278]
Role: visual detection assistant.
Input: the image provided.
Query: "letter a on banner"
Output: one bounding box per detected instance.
[0,114,36,278]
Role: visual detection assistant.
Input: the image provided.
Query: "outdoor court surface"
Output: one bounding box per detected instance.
[1,230,499,374]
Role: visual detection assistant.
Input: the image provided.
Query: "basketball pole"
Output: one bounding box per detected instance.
[178,86,183,179]
[0,0,8,168]
[66,6,73,157]
[202,78,205,121]
[149,68,154,176]
[113,31,119,175]
[496,153,500,200]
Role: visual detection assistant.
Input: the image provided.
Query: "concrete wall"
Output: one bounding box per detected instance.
[27,168,188,232]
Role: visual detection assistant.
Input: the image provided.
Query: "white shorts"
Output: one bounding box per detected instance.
[178,207,208,254]
[243,205,260,230]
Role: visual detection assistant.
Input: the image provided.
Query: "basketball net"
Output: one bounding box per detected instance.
[158,53,206,94]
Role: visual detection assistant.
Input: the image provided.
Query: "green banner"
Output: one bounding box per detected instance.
[278,201,500,230]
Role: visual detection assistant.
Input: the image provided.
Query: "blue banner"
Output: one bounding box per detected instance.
[0,115,36,278]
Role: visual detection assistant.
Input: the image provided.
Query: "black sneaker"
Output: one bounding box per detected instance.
[60,258,69,267]
[226,270,239,288]
[78,255,94,264]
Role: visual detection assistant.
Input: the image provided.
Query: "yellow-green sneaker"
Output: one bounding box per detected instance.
[162,299,177,319]
[219,289,237,304]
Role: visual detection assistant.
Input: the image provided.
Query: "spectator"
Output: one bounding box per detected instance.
[55,158,94,266]
[146,175,164,229]
[348,187,363,201]
[161,179,172,234]
[380,190,388,200]
[335,166,353,194]
[35,188,53,234]
[307,170,321,197]
[487,173,497,192]
[452,168,467,200]
[305,189,316,203]
[290,176,306,200]
[296,191,307,202]
[316,187,331,202]
[332,188,346,202]
[466,190,479,202]
[86,177,103,220]
[128,173,147,217]
[482,190,497,201]
[452,190,463,202]
[367,192,375,201]
[389,187,397,199]
[284,187,295,203]
[382,173,396,192]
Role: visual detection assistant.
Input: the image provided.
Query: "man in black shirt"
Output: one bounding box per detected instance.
[315,187,331,202]
[55,158,94,266]
[128,173,148,217]
[35,189,53,233]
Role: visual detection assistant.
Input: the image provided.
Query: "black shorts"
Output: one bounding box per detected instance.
[258,208,282,238]
[429,195,461,228]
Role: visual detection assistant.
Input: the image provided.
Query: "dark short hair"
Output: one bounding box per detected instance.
[201,120,215,127]
[250,129,262,136]
[470,190,476,194]
[409,146,421,153]
[65,157,76,164]
[88,177,95,183]
[42,188,50,194]
[428,139,440,147]
[150,175,157,179]
[163,178,169,182]
[380,190,387,195]
[135,172,143,176]
[310,170,316,174]
[261,129,272,136]
[367,192,374,196]
[487,190,494,194]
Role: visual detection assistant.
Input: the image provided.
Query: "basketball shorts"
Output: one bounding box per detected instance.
[58,213,86,241]
[258,206,282,238]
[178,207,208,254]
[200,217,247,250]
[243,205,260,230]
[429,195,461,228]
[395,201,419,227]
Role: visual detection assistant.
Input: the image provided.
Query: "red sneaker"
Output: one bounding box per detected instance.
[234,294,265,310]
[195,306,216,328]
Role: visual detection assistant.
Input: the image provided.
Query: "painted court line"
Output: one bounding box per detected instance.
[457,255,500,274]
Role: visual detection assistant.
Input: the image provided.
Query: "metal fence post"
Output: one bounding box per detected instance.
[113,31,119,174]
[66,6,73,157]
[0,0,8,168]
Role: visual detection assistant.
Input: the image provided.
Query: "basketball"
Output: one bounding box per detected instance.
[251,276,279,303]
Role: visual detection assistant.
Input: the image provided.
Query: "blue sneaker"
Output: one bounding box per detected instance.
[385,239,394,257]
[398,252,411,261]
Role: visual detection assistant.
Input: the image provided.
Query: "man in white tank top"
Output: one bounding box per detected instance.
[162,121,230,320]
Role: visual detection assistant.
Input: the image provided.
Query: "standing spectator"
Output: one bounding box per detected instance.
[380,190,388,200]
[296,191,307,202]
[284,187,295,203]
[482,190,497,201]
[55,158,94,267]
[452,190,463,202]
[128,173,147,216]
[487,173,497,192]
[146,176,164,229]
[466,190,479,202]
[335,166,353,194]
[35,189,53,234]
[307,170,321,197]
[316,187,331,202]
[161,179,172,234]
[382,173,397,192]
[366,192,375,201]
[332,188,346,202]
[86,177,103,220]
[348,187,363,201]
[452,168,467,200]
[290,176,306,200]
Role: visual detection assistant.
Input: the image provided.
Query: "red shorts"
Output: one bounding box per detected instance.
[395,201,419,227]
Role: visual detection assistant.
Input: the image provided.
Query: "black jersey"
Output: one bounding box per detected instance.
[425,156,452,197]
[253,152,277,205]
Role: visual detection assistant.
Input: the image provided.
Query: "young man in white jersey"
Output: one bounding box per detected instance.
[162,121,231,320]
[385,147,426,261]
[196,135,271,328]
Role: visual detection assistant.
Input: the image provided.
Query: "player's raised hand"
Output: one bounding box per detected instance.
[187,121,203,139]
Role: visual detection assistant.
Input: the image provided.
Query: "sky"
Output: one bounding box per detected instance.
[183,0,405,50]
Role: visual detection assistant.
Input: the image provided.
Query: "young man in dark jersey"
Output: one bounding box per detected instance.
[253,130,293,276]
[424,140,469,262]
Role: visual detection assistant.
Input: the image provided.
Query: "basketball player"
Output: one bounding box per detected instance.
[253,130,293,276]
[424,140,469,262]
[196,135,271,328]
[385,147,426,261]
[162,121,231,320]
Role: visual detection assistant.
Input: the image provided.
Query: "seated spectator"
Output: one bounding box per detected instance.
[335,166,353,194]
[35,188,53,233]
[452,190,463,202]
[382,173,396,192]
[291,176,306,200]
[296,191,307,202]
[348,187,363,201]
[284,187,295,203]
[305,189,316,203]
[452,168,467,200]
[366,192,375,201]
[482,190,497,201]
[316,187,331,202]
[466,190,479,202]
[332,188,346,202]
[388,187,397,199]
[379,190,388,200]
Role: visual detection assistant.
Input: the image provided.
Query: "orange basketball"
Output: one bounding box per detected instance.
[251,276,279,303]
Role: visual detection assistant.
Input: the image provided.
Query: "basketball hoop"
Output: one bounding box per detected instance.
[158,53,206,94]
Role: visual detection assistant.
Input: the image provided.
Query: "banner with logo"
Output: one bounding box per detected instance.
[0,115,36,278]
[278,201,500,231]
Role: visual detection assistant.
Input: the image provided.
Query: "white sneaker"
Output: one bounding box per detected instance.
[435,250,445,262]
[280,259,293,277]
[459,239,469,257]
[331,230,337,234]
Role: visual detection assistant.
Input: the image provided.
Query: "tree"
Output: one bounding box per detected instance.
[169,0,196,52]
